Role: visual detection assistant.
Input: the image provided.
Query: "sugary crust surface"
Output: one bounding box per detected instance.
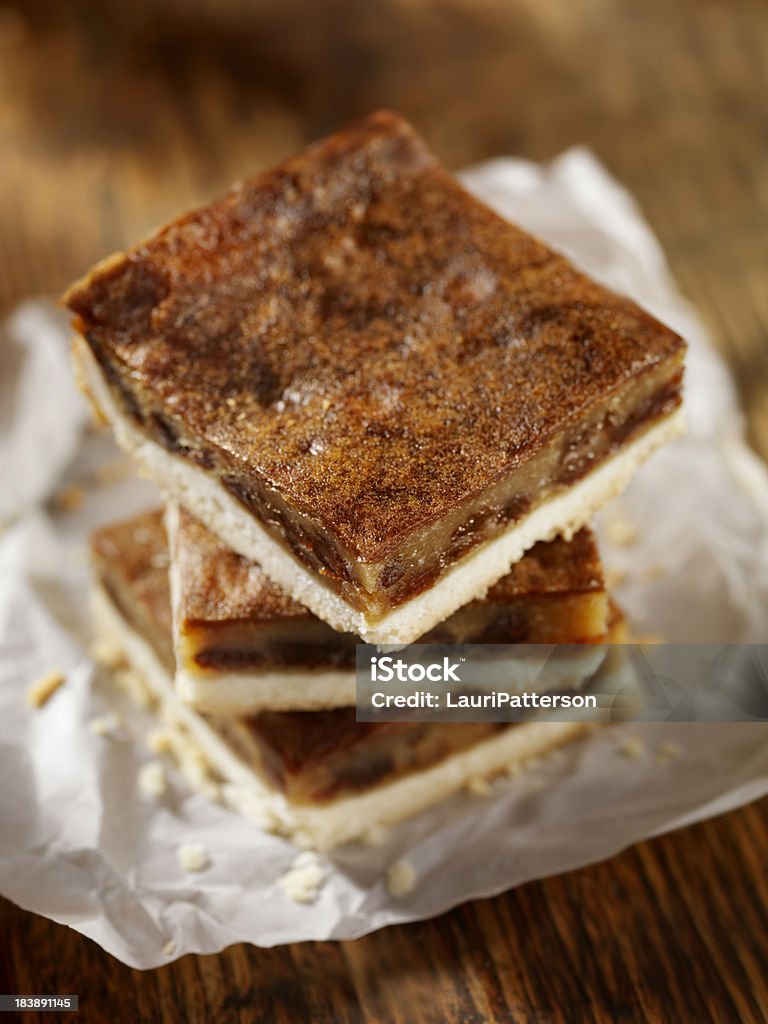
[176,504,603,626]
[66,110,685,561]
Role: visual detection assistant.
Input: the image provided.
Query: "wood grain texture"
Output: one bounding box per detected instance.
[1,800,767,1023]
[1,0,767,1021]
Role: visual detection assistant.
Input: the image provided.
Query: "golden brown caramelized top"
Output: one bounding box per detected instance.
[67,111,684,560]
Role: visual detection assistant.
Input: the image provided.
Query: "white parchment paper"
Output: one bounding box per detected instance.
[0,149,766,969]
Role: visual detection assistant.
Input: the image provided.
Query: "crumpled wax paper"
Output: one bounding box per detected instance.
[1,148,767,969]
[0,300,88,524]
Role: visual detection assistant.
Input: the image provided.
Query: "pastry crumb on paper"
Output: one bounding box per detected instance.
[278,852,325,904]
[114,668,153,709]
[89,637,125,669]
[146,725,175,755]
[466,776,493,797]
[144,721,222,802]
[387,859,417,898]
[25,669,66,708]
[88,712,122,737]
[178,843,210,873]
[137,761,167,799]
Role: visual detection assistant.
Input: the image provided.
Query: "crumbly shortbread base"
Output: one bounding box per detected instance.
[79,339,683,645]
[91,582,590,851]
[165,502,357,712]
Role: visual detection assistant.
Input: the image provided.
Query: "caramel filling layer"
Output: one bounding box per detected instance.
[215,714,509,804]
[184,589,607,675]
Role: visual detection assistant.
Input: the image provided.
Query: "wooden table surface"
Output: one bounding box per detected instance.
[1,0,766,1020]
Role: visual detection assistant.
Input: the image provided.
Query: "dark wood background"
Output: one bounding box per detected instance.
[1,0,766,1020]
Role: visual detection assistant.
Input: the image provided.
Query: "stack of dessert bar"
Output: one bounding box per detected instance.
[65,111,685,850]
